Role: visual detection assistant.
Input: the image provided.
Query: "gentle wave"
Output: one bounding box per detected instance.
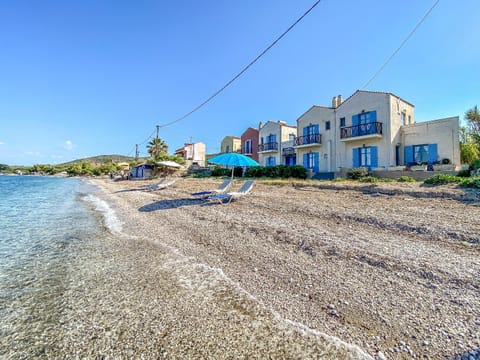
[82,194,123,235]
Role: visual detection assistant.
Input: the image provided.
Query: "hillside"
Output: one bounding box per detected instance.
[58,155,145,166]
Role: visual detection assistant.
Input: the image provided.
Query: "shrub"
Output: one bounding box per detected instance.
[358,176,378,183]
[457,169,471,178]
[397,176,416,182]
[472,160,480,170]
[459,177,480,189]
[347,167,368,180]
[423,174,461,185]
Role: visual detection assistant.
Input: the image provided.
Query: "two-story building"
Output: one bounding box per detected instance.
[220,136,241,153]
[174,142,206,166]
[294,90,460,176]
[240,127,259,162]
[258,121,297,167]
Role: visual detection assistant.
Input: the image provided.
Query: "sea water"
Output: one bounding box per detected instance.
[0,175,116,357]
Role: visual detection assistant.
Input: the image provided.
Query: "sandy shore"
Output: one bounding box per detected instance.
[87,176,480,359]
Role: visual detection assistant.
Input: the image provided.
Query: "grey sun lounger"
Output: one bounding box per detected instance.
[207,180,255,204]
[144,178,176,191]
[191,179,232,198]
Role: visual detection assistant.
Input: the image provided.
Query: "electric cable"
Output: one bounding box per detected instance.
[362,0,440,89]
[158,0,323,128]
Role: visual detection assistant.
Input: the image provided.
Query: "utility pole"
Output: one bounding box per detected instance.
[135,144,139,162]
[189,136,194,162]
[155,125,160,159]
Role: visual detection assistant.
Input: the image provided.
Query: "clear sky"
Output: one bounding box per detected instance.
[1,0,479,166]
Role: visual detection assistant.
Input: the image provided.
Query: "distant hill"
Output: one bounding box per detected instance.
[58,155,147,166]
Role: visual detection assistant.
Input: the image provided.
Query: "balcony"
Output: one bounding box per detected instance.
[340,122,383,141]
[241,146,253,155]
[282,147,295,156]
[258,142,278,153]
[294,133,322,148]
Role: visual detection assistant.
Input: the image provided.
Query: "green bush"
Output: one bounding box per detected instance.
[424,174,461,185]
[472,160,480,170]
[358,176,378,183]
[459,176,480,189]
[347,167,368,180]
[457,169,471,178]
[243,165,307,179]
[397,176,416,182]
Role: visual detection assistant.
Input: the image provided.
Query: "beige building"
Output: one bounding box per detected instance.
[174,142,206,166]
[258,121,297,166]
[220,136,241,154]
[293,90,460,176]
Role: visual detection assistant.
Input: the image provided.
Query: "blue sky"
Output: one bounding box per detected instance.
[1,0,479,166]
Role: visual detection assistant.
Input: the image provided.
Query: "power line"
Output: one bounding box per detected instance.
[362,0,440,89]
[158,0,323,128]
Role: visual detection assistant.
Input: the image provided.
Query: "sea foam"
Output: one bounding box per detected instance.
[83,194,123,235]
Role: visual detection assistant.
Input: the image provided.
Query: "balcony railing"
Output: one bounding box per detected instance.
[340,122,383,139]
[282,147,295,155]
[258,142,278,152]
[294,133,322,146]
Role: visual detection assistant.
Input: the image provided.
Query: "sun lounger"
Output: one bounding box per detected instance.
[207,180,255,204]
[191,179,232,198]
[144,178,176,191]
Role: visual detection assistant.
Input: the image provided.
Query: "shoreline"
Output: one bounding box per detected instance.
[88,177,480,358]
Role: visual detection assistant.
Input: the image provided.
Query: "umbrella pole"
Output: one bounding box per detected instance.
[231,166,234,180]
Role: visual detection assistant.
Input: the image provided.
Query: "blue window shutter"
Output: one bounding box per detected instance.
[303,127,308,136]
[371,146,378,167]
[353,148,360,167]
[428,144,438,164]
[303,153,308,168]
[313,152,319,172]
[272,157,276,166]
[313,124,319,134]
[370,111,377,123]
[352,114,359,126]
[404,146,414,166]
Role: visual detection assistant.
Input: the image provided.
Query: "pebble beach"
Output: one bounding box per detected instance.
[74,177,480,359]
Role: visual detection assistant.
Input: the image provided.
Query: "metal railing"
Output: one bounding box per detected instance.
[258,142,278,152]
[340,122,383,139]
[294,133,322,146]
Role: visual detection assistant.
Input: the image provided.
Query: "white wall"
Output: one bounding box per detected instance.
[402,117,460,168]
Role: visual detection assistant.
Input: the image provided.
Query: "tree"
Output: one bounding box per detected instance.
[465,105,480,138]
[460,126,480,164]
[147,138,168,160]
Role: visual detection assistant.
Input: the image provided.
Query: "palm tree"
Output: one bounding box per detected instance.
[147,138,168,159]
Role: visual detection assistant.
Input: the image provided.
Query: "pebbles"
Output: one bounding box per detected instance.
[85,177,480,358]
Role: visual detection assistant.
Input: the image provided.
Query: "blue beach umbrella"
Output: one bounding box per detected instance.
[208,153,259,178]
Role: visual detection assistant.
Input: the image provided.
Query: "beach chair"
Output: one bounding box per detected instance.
[145,178,176,191]
[191,179,232,198]
[207,180,255,204]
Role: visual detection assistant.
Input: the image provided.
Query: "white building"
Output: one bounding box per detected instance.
[174,142,206,167]
[293,90,460,176]
[258,120,297,167]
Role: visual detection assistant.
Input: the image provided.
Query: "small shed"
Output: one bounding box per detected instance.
[130,164,153,180]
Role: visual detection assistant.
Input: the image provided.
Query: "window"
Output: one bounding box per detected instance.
[408,115,412,124]
[289,133,295,141]
[325,121,331,130]
[226,145,230,153]
[340,117,346,127]
[244,139,252,154]
[359,112,371,124]
[353,146,378,168]
[413,144,429,164]
[360,147,371,166]
[401,112,406,126]
[266,156,276,166]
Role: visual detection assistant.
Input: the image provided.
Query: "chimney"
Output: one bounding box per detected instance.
[337,95,343,105]
[332,96,338,108]
[258,121,263,130]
